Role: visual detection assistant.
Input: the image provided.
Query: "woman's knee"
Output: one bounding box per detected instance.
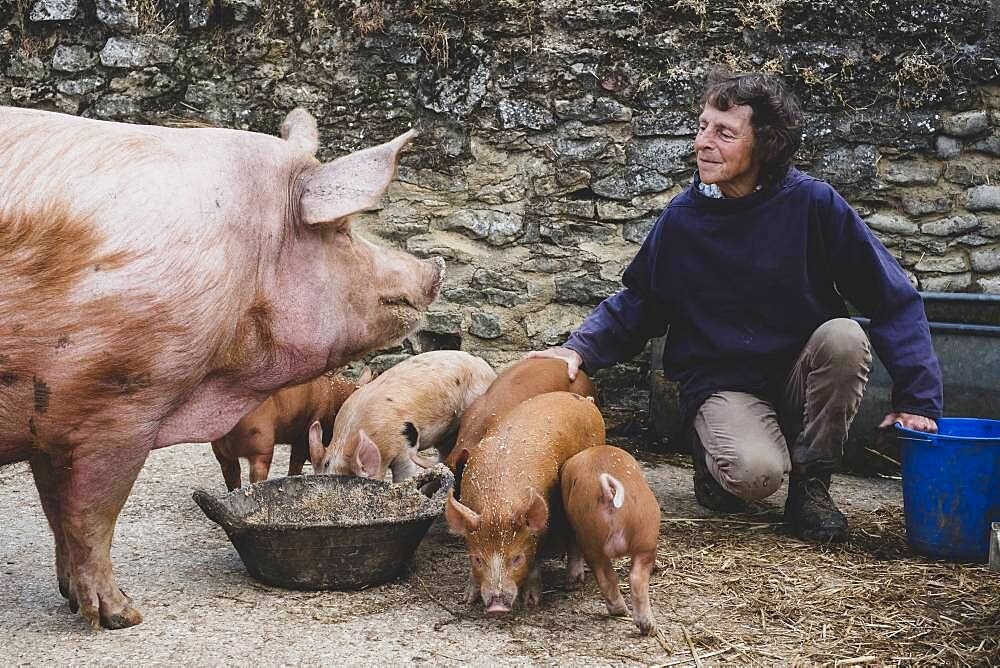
[713,450,788,501]
[812,318,872,367]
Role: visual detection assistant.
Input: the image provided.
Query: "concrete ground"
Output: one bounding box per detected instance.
[0,442,996,666]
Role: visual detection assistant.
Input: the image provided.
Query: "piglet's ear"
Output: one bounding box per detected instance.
[521,490,549,534]
[307,421,326,472]
[356,365,375,386]
[445,489,480,536]
[353,430,382,479]
[298,129,417,226]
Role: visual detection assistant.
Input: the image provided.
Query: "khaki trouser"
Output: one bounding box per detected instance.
[692,318,872,501]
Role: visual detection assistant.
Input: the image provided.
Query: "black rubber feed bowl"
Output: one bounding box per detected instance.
[193,465,453,590]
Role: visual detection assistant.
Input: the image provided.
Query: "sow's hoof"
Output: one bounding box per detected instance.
[72,584,144,630]
[79,603,143,630]
[101,606,143,630]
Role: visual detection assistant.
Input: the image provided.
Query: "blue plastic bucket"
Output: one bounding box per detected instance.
[895,418,1000,562]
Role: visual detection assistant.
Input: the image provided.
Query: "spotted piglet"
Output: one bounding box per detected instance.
[310,350,496,482]
[561,445,661,635]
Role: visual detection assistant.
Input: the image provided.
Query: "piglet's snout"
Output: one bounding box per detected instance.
[485,595,512,616]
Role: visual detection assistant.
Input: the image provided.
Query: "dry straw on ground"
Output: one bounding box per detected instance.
[639,500,999,666]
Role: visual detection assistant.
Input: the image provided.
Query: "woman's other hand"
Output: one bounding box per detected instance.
[524,347,583,381]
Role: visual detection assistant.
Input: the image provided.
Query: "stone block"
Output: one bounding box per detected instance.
[498,99,555,131]
[523,304,590,346]
[632,110,696,137]
[110,69,178,98]
[441,210,524,246]
[901,193,952,217]
[468,312,502,339]
[596,200,639,221]
[7,53,46,79]
[623,218,656,244]
[979,276,1000,294]
[554,273,618,305]
[89,92,141,119]
[866,213,918,235]
[422,311,463,335]
[833,108,935,150]
[935,135,962,159]
[915,252,970,273]
[919,272,973,291]
[552,136,611,161]
[939,110,989,138]
[96,0,138,32]
[554,94,632,124]
[965,186,1000,212]
[971,132,1000,157]
[100,37,177,68]
[592,166,672,201]
[367,353,412,374]
[56,76,105,96]
[422,62,489,118]
[883,160,941,186]
[920,214,979,236]
[52,45,96,72]
[944,162,999,187]
[952,233,992,247]
[812,145,877,186]
[29,0,78,21]
[969,246,1000,273]
[624,138,691,174]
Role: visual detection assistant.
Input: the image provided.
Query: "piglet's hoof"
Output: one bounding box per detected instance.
[521,585,542,608]
[565,570,586,590]
[605,597,628,617]
[634,614,656,636]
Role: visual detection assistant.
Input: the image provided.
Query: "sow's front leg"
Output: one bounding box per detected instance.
[29,453,73,602]
[42,439,151,629]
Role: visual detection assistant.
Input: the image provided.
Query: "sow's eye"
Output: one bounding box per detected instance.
[510,554,524,568]
[472,555,484,568]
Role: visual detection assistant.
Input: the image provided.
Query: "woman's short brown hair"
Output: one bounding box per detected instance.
[699,69,803,186]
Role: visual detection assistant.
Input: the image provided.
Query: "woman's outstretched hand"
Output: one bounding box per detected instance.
[524,347,583,381]
[879,412,938,433]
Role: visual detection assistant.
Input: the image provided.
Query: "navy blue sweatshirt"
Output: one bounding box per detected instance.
[565,168,943,423]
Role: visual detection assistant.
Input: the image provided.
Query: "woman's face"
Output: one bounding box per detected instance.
[694,103,760,198]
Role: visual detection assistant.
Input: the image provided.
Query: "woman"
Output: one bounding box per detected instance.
[529,70,942,543]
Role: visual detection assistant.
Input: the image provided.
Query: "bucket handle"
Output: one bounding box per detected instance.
[400,464,455,506]
[893,421,935,443]
[192,488,247,533]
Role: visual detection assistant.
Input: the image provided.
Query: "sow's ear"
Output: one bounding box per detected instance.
[298,129,417,226]
[280,107,319,155]
[445,489,480,536]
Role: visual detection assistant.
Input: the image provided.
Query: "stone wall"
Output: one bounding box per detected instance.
[2,0,998,433]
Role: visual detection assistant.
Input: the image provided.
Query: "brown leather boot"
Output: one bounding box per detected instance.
[784,473,848,543]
